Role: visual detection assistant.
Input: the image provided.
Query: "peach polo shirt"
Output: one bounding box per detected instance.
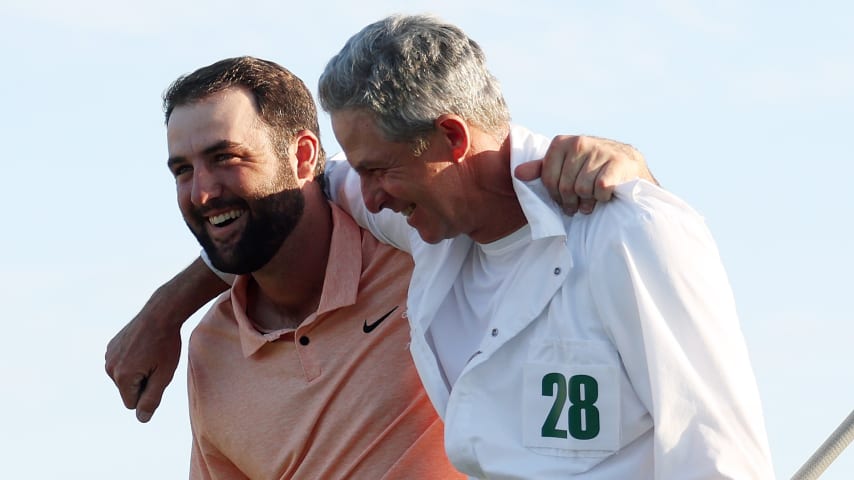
[187,203,463,479]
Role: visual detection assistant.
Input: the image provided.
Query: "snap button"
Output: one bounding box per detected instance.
[491,328,499,337]
[553,267,561,275]
[299,336,310,346]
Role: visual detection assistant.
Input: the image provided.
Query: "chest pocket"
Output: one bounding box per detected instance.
[522,340,621,459]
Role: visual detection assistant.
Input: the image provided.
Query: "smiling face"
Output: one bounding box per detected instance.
[331,109,470,244]
[167,87,304,274]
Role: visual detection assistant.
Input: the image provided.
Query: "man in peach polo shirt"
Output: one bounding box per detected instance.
[158,56,462,478]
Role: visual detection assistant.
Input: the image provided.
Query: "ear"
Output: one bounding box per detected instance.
[435,115,470,163]
[293,130,319,181]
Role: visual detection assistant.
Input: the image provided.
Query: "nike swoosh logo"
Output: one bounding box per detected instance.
[363,306,399,333]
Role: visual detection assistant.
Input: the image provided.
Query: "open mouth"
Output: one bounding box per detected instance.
[401,204,415,217]
[208,209,245,227]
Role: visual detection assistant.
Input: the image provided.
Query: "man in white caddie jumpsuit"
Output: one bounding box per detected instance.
[319,14,775,479]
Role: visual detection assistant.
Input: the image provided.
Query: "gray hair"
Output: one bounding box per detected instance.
[318,14,511,149]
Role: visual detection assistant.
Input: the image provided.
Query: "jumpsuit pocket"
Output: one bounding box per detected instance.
[521,339,621,467]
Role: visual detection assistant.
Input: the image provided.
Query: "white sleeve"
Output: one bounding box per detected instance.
[325,154,414,254]
[588,182,774,479]
[200,249,236,286]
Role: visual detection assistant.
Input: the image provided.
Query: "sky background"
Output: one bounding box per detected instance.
[1,1,852,478]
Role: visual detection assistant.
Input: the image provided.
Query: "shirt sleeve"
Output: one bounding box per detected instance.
[200,250,235,286]
[587,181,775,479]
[325,155,414,253]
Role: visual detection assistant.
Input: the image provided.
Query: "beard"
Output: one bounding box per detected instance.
[185,166,305,275]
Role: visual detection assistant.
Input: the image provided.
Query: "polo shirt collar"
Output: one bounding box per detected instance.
[230,202,363,357]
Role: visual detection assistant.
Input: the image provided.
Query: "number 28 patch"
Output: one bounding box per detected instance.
[523,363,620,453]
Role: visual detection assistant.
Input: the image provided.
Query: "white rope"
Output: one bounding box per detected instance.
[791,409,854,480]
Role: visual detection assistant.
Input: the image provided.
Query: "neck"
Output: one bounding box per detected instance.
[463,132,527,244]
[248,183,332,330]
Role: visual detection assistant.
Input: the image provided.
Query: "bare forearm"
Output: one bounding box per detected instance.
[147,256,228,328]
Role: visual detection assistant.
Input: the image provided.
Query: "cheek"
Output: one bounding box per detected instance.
[378,179,410,203]
[176,182,194,214]
[379,171,416,197]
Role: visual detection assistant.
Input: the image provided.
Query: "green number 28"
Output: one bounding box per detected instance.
[541,373,600,440]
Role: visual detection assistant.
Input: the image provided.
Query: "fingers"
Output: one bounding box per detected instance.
[572,138,621,213]
[590,162,621,202]
[515,153,588,215]
[577,197,597,215]
[115,371,147,410]
[537,136,579,215]
[104,285,191,423]
[135,368,174,423]
[109,366,174,423]
[544,136,584,209]
[104,327,126,379]
[105,332,145,410]
[513,159,543,182]
[104,325,169,422]
[526,134,643,215]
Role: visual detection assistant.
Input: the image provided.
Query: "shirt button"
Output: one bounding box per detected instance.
[491,328,499,337]
[299,336,310,346]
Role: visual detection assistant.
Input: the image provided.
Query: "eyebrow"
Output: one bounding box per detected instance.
[167,140,243,169]
[350,153,384,170]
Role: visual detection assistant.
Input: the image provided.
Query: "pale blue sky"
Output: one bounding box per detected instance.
[1,1,852,478]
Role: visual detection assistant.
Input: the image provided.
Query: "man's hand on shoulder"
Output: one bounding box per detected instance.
[104,257,227,422]
[105,297,183,423]
[514,135,655,215]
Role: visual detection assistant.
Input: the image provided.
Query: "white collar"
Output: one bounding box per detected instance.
[508,125,569,241]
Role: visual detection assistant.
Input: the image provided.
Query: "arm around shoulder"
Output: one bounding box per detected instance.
[105,256,228,422]
[325,154,414,253]
[515,135,658,215]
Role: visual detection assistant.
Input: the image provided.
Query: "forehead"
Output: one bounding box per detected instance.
[330,109,407,167]
[167,87,265,158]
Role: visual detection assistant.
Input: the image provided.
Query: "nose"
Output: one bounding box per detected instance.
[360,173,390,214]
[190,165,221,207]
